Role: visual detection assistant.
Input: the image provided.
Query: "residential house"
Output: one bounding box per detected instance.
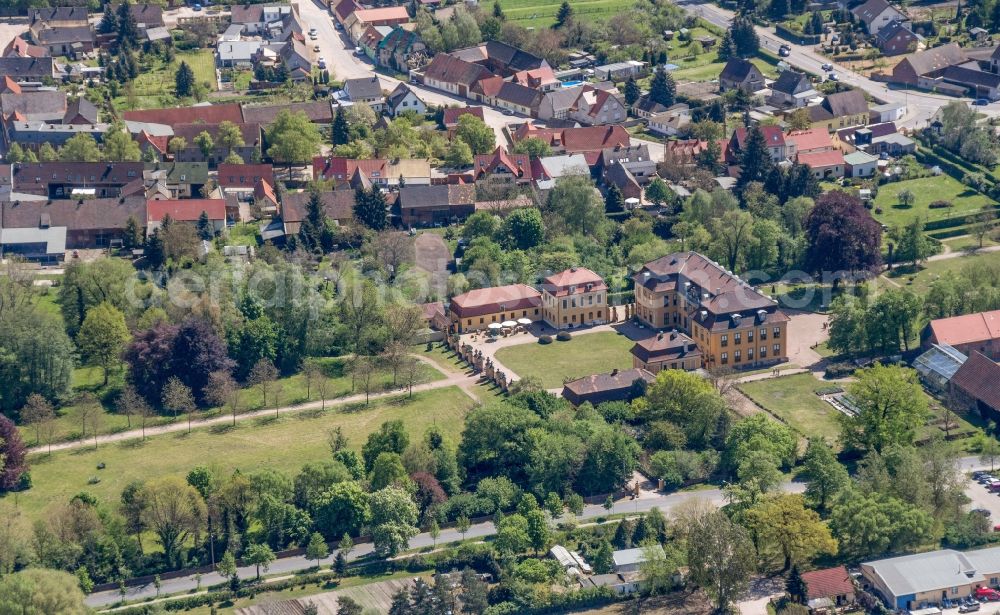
[950,351,1000,422]
[241,100,334,126]
[279,39,312,82]
[613,546,666,574]
[599,144,656,186]
[0,225,65,263]
[397,183,476,226]
[534,153,590,189]
[330,0,360,25]
[806,89,870,131]
[797,149,845,178]
[344,7,410,43]
[142,162,208,199]
[122,103,245,128]
[358,24,392,60]
[800,567,856,613]
[492,81,544,116]
[632,94,670,119]
[594,60,646,81]
[216,41,262,68]
[719,58,765,93]
[851,0,909,36]
[923,309,1000,359]
[844,150,878,177]
[647,104,691,137]
[561,368,655,406]
[32,25,95,57]
[0,88,68,122]
[0,196,146,248]
[278,190,356,235]
[230,3,298,35]
[217,163,275,201]
[0,57,55,82]
[861,547,1000,611]
[942,63,1000,101]
[147,199,226,231]
[784,128,834,160]
[451,40,548,76]
[421,53,492,98]
[3,36,47,59]
[663,139,711,167]
[172,122,262,166]
[342,77,386,111]
[312,156,431,187]
[833,121,898,152]
[875,20,922,56]
[29,7,89,27]
[4,121,108,151]
[870,132,916,156]
[605,161,643,201]
[729,126,787,163]
[511,123,631,155]
[472,147,541,186]
[510,66,559,92]
[630,330,703,373]
[870,102,906,123]
[580,573,642,596]
[119,3,165,29]
[768,70,818,108]
[573,85,628,126]
[536,86,581,122]
[386,83,426,116]
[442,106,484,138]
[376,27,427,74]
[633,251,789,369]
[891,42,967,88]
[12,162,144,198]
[448,283,543,332]
[540,266,608,329]
[63,97,99,124]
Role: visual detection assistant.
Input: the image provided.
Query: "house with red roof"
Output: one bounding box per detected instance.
[924,309,1000,359]
[443,106,485,138]
[448,283,543,332]
[950,351,1000,422]
[784,128,833,159]
[147,199,226,232]
[728,126,787,163]
[510,66,559,91]
[3,36,48,59]
[122,103,244,128]
[799,566,856,611]
[421,53,492,98]
[511,122,631,155]
[472,147,546,186]
[797,149,845,179]
[541,266,608,329]
[344,6,410,42]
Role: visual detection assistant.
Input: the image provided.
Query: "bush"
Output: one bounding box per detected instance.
[824,361,856,378]
[929,200,952,209]
[539,335,553,344]
[556,331,572,341]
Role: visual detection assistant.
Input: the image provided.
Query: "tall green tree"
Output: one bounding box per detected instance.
[331,107,350,146]
[687,510,755,613]
[267,110,323,176]
[369,486,419,556]
[800,438,849,511]
[623,76,641,106]
[737,126,773,187]
[353,186,388,230]
[648,65,676,108]
[841,364,928,454]
[175,61,195,98]
[77,302,130,385]
[554,0,573,27]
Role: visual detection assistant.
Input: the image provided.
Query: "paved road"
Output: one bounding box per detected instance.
[85,481,806,607]
[675,0,1000,129]
[298,0,511,145]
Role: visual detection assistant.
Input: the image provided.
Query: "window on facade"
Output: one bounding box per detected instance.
[748,330,754,342]
[773,344,780,354]
[773,327,781,338]
[597,310,602,318]
[721,335,728,347]
[734,333,741,344]
[734,351,741,362]
[760,346,767,358]
[479,318,484,324]
[748,348,754,360]
[760,328,767,340]
[562,299,567,309]
[721,352,728,365]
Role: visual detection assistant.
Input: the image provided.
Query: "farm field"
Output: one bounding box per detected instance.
[872,175,992,228]
[496,0,633,26]
[16,386,475,522]
[494,330,635,389]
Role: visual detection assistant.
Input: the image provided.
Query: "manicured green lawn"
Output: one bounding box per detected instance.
[19,356,444,445]
[738,374,844,442]
[872,176,992,229]
[15,386,475,522]
[886,249,1000,296]
[494,331,635,389]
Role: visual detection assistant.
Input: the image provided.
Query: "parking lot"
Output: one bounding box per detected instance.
[968,471,1000,522]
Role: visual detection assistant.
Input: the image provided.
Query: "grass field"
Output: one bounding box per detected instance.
[873,176,993,228]
[14,386,475,522]
[496,0,631,26]
[113,49,217,111]
[19,356,444,446]
[738,374,843,442]
[494,331,635,389]
[886,248,1000,295]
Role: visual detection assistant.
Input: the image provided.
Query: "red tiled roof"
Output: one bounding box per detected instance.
[123,103,244,127]
[255,178,277,203]
[560,125,630,153]
[801,566,855,601]
[471,75,504,98]
[930,310,1000,346]
[631,330,702,363]
[797,149,844,168]
[352,6,409,22]
[147,199,226,222]
[562,368,655,399]
[313,156,388,181]
[542,266,607,296]
[450,283,541,318]
[735,125,785,149]
[473,147,535,180]
[443,106,484,127]
[785,128,831,153]
[137,131,169,155]
[1,76,22,94]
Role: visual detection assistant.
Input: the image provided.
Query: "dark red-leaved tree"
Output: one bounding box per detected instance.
[124,322,180,404]
[411,471,446,516]
[172,318,235,406]
[804,190,883,280]
[0,415,28,491]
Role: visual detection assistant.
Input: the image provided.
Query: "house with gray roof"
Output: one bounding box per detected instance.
[343,76,386,111]
[0,57,55,81]
[0,225,66,263]
[719,57,765,93]
[861,547,1000,611]
[769,69,818,108]
[852,0,910,36]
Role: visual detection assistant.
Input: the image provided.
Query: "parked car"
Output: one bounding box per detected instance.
[960,602,981,613]
[974,98,990,106]
[972,508,992,517]
[318,57,326,69]
[192,3,202,9]
[779,47,790,57]
[313,44,320,52]
[975,587,1000,601]
[827,72,839,81]
[821,62,833,71]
